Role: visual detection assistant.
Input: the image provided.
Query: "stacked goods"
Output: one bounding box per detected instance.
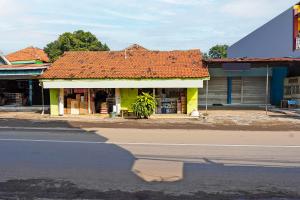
[66,98,72,114]
[80,93,88,115]
[4,93,22,106]
[76,94,81,102]
[181,96,187,114]
[177,101,182,114]
[161,98,177,114]
[70,100,80,115]
[91,100,96,114]
[100,102,108,114]
[80,101,88,115]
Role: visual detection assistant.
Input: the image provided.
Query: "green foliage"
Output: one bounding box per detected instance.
[202,52,209,59]
[44,30,110,62]
[208,44,229,59]
[132,92,157,119]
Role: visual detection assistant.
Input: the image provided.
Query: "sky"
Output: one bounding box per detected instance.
[0,0,299,54]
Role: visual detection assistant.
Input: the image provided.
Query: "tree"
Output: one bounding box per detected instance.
[44,30,110,62]
[202,52,209,59]
[208,44,229,59]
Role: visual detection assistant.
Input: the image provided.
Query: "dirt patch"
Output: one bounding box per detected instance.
[0,179,299,200]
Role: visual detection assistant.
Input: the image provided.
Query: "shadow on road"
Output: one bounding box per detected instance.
[0,120,144,198]
[0,118,300,199]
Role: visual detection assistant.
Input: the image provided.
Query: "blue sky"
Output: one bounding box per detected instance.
[0,0,299,54]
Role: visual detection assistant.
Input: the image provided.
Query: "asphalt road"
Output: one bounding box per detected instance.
[0,127,300,199]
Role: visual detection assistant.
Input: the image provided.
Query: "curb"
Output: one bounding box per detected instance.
[0,126,84,132]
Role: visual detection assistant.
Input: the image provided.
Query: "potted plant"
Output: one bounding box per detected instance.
[132,92,157,119]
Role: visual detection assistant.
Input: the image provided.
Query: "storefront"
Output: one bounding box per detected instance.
[202,58,300,107]
[0,64,50,107]
[137,88,187,114]
[0,79,41,106]
[63,88,115,115]
[154,89,186,114]
[48,87,194,116]
[39,45,209,116]
[43,81,204,117]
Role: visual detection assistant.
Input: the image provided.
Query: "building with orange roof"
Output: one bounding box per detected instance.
[0,47,50,109]
[6,46,49,64]
[40,45,209,116]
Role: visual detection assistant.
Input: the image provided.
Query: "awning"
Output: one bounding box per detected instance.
[41,79,206,89]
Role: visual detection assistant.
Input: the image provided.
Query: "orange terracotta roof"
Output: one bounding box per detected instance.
[6,47,49,63]
[40,47,209,79]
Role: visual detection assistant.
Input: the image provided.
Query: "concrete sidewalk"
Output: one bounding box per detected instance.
[0,110,298,130]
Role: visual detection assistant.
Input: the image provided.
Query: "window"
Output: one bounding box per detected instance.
[285,86,291,95]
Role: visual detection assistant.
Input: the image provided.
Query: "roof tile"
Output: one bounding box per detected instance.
[6,47,49,63]
[41,46,209,79]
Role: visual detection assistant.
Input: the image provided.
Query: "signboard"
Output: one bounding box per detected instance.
[222,63,251,71]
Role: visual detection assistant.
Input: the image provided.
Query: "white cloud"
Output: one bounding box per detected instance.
[222,0,299,18]
[158,0,201,5]
[0,0,25,16]
[41,19,122,29]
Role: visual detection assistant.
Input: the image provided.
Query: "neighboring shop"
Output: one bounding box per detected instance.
[283,76,300,108]
[0,64,50,107]
[0,47,51,108]
[203,58,300,107]
[40,45,210,116]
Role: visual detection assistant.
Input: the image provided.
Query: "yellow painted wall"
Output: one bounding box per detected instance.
[187,88,198,114]
[120,88,138,112]
[50,89,59,116]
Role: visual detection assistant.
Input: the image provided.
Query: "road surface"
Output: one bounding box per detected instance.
[0,126,300,199]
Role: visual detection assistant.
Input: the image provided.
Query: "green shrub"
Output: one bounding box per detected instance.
[132,92,157,119]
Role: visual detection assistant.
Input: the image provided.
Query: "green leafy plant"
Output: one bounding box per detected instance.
[132,92,157,119]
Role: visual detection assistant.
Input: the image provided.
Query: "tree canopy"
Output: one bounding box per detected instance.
[44,30,110,62]
[207,44,229,59]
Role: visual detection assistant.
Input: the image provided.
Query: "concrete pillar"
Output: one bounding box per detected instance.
[58,88,64,116]
[88,89,91,114]
[271,67,288,106]
[28,80,33,106]
[227,77,232,104]
[115,88,121,115]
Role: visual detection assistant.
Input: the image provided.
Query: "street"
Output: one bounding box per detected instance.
[0,125,300,199]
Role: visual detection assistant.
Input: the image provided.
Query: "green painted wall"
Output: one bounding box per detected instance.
[120,88,138,112]
[187,88,198,114]
[11,60,43,65]
[50,89,59,116]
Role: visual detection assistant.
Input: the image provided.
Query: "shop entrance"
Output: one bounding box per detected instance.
[0,79,48,106]
[93,89,115,114]
[155,88,187,114]
[64,88,115,115]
